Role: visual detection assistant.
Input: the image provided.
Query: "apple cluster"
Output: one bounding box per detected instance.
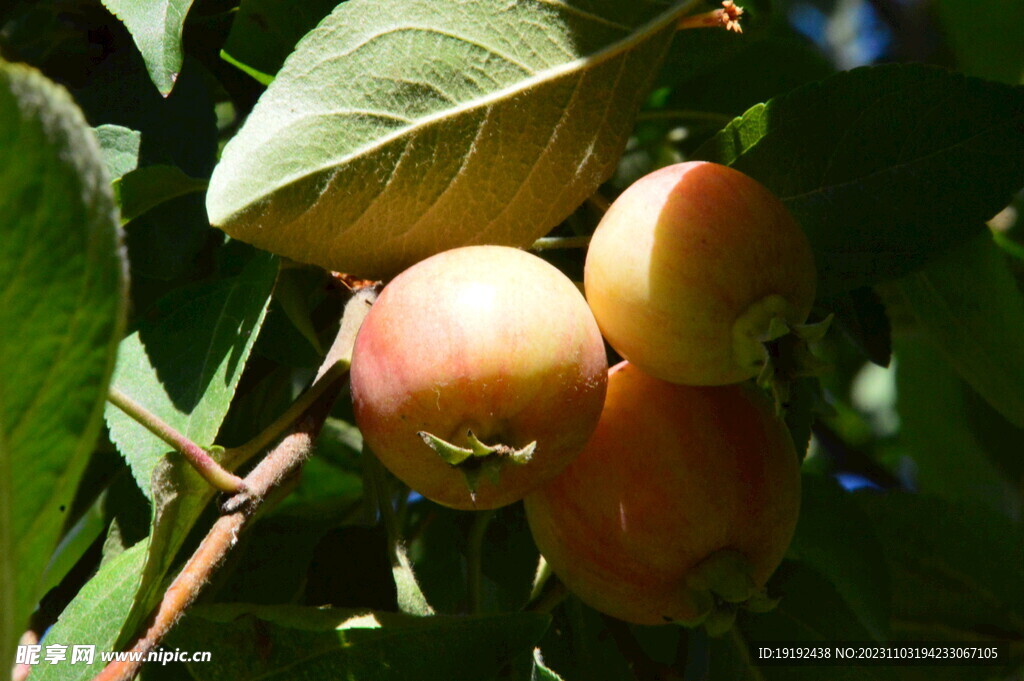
[349,161,815,629]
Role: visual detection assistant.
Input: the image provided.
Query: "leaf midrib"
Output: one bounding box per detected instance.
[216,0,696,218]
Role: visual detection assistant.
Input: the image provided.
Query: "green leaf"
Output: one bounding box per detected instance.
[104,251,278,651]
[30,540,150,681]
[856,492,1024,641]
[656,9,833,118]
[820,287,892,368]
[531,648,566,681]
[722,565,912,681]
[783,377,820,460]
[104,249,278,498]
[271,266,326,356]
[696,64,1024,297]
[73,53,217,282]
[73,53,216,179]
[208,0,690,278]
[892,232,1024,428]
[936,0,1024,84]
[167,604,551,681]
[222,0,342,83]
[788,475,890,639]
[113,164,208,224]
[533,599,634,681]
[0,62,125,673]
[93,124,141,181]
[101,0,196,96]
[895,334,1021,516]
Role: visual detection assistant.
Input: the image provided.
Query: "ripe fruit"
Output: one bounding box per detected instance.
[350,245,608,510]
[584,161,816,386]
[524,361,801,627]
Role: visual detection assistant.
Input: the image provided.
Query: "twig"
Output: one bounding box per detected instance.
[92,394,338,681]
[107,388,245,494]
[90,288,377,681]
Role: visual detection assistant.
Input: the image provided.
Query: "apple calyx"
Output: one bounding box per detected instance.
[675,549,780,635]
[418,429,537,500]
[757,315,833,414]
[733,295,832,413]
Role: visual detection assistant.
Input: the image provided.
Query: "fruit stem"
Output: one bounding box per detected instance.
[107,387,245,494]
[678,1,744,33]
[224,285,378,468]
[467,509,495,615]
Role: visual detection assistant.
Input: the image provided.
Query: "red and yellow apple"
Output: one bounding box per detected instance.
[584,161,816,386]
[351,245,608,510]
[525,361,801,626]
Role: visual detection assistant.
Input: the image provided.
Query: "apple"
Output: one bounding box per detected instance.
[584,161,816,386]
[525,361,801,626]
[351,245,608,510]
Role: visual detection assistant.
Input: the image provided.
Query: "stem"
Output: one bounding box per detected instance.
[90,288,376,681]
[223,360,350,468]
[466,510,495,614]
[107,388,245,494]
[225,286,378,469]
[365,447,434,616]
[530,235,592,251]
[92,386,340,681]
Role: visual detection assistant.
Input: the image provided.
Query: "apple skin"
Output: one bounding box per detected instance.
[524,361,801,625]
[350,245,608,510]
[584,161,816,386]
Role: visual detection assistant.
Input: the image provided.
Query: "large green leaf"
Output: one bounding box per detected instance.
[102,0,196,96]
[936,0,1024,85]
[895,334,1022,516]
[696,64,1024,297]
[167,604,551,680]
[718,565,929,681]
[74,52,217,284]
[101,250,277,655]
[0,62,125,673]
[656,8,833,118]
[892,232,1024,428]
[104,249,277,498]
[112,164,208,224]
[222,0,343,84]
[788,475,890,639]
[31,541,150,681]
[207,0,691,278]
[856,492,1024,644]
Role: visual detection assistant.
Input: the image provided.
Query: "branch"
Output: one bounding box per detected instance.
[91,288,378,681]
